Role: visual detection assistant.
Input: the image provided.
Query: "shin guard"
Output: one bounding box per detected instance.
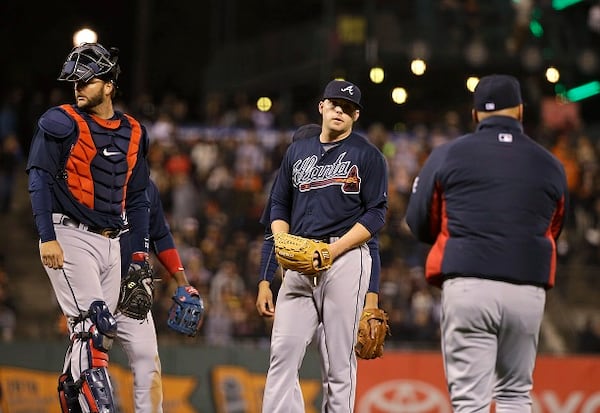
[58,372,83,413]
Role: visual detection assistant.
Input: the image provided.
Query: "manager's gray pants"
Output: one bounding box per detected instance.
[441,277,546,413]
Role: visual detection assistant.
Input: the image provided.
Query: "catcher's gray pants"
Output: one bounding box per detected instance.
[43,224,121,412]
[441,277,546,413]
[262,243,371,413]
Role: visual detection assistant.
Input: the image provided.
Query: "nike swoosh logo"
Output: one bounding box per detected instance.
[102,148,121,157]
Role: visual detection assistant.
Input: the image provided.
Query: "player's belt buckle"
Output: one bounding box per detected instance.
[97,228,121,238]
[311,236,335,243]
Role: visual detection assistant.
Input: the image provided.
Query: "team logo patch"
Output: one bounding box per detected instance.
[341,85,355,95]
[293,152,361,194]
[498,133,513,143]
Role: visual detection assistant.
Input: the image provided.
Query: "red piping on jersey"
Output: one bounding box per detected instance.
[59,105,142,210]
[545,194,566,288]
[425,183,447,287]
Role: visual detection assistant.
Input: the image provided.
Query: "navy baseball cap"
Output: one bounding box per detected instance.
[473,74,522,112]
[322,79,363,109]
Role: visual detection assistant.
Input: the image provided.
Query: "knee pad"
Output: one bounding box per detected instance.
[88,300,118,352]
[72,301,117,369]
[80,367,116,413]
[58,372,82,413]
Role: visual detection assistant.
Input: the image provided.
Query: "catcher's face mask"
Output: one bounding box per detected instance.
[58,43,120,83]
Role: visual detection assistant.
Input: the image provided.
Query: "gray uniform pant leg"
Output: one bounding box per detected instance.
[44,226,121,413]
[441,278,545,413]
[262,270,319,413]
[319,245,370,412]
[117,312,163,413]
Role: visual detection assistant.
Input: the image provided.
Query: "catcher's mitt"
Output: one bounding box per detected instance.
[273,233,332,276]
[117,261,154,320]
[355,308,391,360]
[167,285,205,336]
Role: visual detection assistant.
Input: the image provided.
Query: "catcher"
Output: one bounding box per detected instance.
[116,178,204,413]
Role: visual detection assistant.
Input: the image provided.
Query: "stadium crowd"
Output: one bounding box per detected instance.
[1,86,599,352]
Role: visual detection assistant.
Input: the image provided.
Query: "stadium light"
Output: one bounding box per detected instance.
[369,67,385,84]
[529,7,544,38]
[545,67,560,83]
[391,87,407,105]
[552,0,584,11]
[564,81,600,102]
[410,59,426,76]
[73,28,97,46]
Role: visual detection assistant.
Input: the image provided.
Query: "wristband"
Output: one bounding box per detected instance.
[157,248,185,276]
[132,251,149,262]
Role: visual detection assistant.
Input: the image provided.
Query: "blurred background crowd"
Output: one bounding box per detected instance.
[1,84,599,355]
[0,0,599,354]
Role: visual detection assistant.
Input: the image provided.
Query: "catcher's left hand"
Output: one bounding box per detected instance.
[273,233,332,276]
[118,259,155,320]
[167,285,205,336]
[355,308,391,360]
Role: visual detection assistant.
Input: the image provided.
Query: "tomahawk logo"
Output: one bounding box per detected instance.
[341,85,355,95]
[293,152,361,194]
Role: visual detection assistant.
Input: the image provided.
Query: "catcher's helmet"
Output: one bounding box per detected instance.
[58,43,120,83]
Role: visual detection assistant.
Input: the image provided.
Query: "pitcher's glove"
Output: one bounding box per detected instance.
[167,285,205,337]
[273,233,332,276]
[355,308,391,360]
[118,254,154,320]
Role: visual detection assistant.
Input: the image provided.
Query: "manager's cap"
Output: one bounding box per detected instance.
[473,74,522,112]
[322,79,362,109]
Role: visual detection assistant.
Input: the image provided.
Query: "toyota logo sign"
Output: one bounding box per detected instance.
[357,379,451,413]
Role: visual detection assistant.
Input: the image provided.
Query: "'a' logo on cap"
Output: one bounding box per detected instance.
[341,86,355,95]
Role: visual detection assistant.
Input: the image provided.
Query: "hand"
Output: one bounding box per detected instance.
[40,240,64,269]
[256,280,274,317]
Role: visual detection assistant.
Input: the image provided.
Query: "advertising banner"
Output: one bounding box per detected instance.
[1,345,599,412]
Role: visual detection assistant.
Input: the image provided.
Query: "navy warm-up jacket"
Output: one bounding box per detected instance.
[405,116,568,289]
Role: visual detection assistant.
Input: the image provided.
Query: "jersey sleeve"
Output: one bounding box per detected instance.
[147,180,175,253]
[269,148,294,225]
[405,144,450,244]
[357,148,389,236]
[124,127,151,254]
[367,236,381,293]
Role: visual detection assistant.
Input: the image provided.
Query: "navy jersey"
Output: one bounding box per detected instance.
[259,177,382,293]
[270,132,388,238]
[120,180,176,276]
[405,116,568,289]
[26,104,150,252]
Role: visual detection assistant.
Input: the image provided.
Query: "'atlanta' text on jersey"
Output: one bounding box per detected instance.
[293,152,361,194]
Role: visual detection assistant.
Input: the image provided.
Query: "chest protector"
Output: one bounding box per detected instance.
[60,104,142,215]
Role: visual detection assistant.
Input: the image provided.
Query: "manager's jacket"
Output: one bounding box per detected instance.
[405,116,568,289]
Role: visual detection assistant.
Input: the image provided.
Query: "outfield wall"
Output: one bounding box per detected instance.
[1,341,599,412]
